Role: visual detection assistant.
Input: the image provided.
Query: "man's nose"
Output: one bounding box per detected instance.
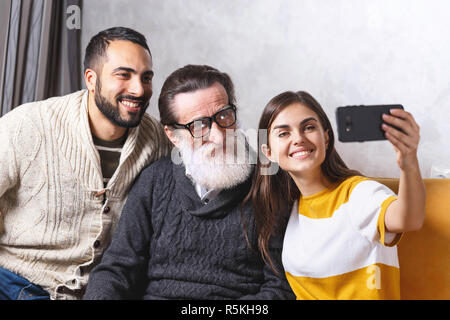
[205,121,226,145]
[128,77,145,97]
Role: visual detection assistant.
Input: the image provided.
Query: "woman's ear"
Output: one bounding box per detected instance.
[261,143,277,163]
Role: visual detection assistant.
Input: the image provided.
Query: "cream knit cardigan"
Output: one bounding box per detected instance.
[0,90,171,299]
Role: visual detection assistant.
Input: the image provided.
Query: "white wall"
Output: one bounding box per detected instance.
[82,0,450,178]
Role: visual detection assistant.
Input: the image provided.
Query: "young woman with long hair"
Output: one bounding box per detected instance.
[247,91,425,299]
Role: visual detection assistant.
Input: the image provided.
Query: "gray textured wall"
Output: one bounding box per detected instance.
[82,0,450,178]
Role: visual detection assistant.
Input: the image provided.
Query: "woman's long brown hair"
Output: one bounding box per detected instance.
[245,91,362,272]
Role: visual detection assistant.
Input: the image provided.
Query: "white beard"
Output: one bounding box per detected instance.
[177,130,253,191]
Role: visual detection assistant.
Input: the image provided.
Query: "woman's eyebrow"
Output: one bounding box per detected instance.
[272,124,290,131]
[300,117,318,125]
[272,117,317,131]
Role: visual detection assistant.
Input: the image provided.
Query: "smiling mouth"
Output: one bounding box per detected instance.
[290,149,313,158]
[118,98,142,112]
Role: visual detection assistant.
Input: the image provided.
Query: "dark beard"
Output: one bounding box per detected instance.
[94,80,149,128]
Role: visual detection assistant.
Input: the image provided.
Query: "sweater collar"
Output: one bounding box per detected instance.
[185,165,221,203]
[172,162,254,218]
[65,90,142,192]
[79,90,141,189]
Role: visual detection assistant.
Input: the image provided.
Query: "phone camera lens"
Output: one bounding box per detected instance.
[345,116,352,132]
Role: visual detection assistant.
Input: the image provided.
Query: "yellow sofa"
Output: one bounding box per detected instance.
[375,178,450,300]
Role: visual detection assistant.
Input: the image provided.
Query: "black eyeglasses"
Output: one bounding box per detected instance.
[171,104,237,138]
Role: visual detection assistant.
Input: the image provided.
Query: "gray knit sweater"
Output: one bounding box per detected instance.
[84,157,295,300]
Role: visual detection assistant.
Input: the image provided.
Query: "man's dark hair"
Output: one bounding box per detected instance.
[158,64,236,126]
[84,26,151,73]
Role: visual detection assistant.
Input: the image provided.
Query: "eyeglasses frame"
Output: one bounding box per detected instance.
[170,104,237,138]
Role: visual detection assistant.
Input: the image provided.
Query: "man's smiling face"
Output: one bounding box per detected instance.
[93,40,153,128]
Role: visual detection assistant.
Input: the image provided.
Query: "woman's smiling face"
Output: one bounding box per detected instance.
[263,102,329,178]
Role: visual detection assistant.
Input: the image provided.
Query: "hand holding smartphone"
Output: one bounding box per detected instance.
[336,104,421,171]
[336,104,404,142]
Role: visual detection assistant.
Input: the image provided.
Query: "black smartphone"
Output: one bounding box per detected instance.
[336,104,404,142]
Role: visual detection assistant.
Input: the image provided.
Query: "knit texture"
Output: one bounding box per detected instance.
[0,90,171,299]
[84,157,295,300]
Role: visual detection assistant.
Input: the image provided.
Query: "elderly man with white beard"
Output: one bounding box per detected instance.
[83,65,295,300]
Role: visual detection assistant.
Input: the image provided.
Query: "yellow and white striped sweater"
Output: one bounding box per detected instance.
[282,176,402,300]
[0,90,171,299]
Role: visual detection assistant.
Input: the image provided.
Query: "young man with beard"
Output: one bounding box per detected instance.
[0,27,171,300]
[84,65,295,300]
